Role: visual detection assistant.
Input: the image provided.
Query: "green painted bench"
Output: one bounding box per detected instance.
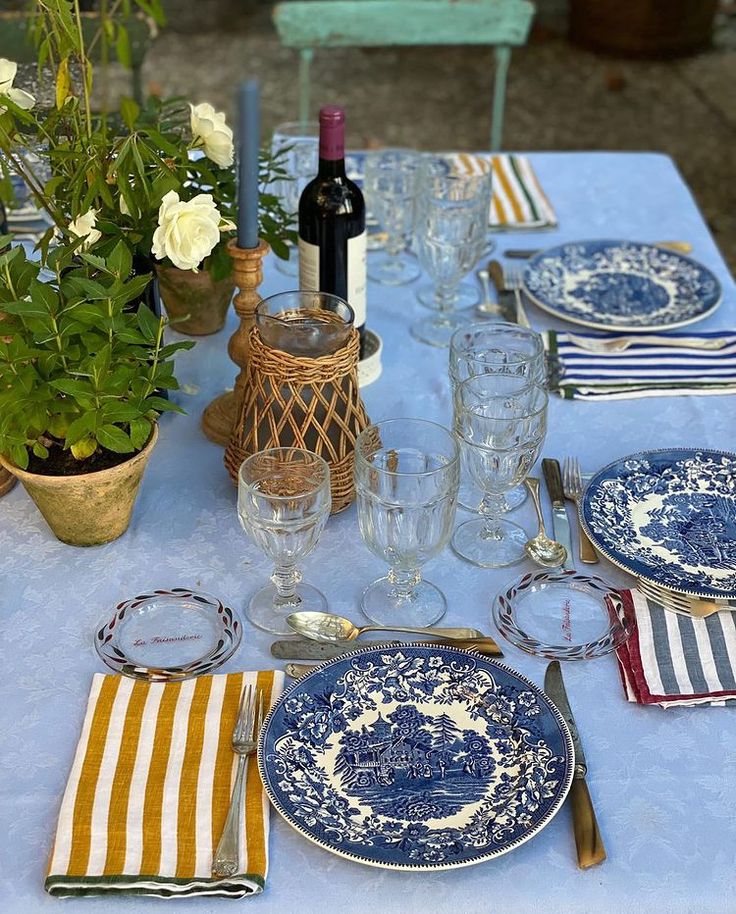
[272,0,535,150]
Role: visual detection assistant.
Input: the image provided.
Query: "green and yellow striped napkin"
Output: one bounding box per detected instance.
[450,153,558,230]
[45,671,284,899]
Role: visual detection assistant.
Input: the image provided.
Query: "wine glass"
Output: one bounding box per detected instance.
[270,122,320,276]
[238,448,331,634]
[363,149,422,285]
[411,154,493,347]
[452,376,548,568]
[449,322,546,513]
[354,418,460,627]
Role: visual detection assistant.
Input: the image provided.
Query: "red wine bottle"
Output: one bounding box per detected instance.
[298,105,366,355]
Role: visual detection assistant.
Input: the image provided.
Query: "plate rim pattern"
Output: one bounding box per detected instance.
[257,642,575,871]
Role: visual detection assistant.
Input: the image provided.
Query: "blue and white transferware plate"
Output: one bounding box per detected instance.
[523,240,721,331]
[581,449,736,600]
[258,644,574,870]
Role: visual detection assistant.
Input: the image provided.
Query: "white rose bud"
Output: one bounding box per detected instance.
[68,209,101,251]
[151,190,235,272]
[190,102,234,169]
[0,58,35,112]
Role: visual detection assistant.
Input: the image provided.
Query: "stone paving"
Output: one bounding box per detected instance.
[112,6,736,268]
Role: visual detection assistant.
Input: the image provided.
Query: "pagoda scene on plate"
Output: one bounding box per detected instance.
[259,647,573,868]
[582,449,736,597]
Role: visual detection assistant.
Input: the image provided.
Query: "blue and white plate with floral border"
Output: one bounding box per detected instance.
[522,240,721,332]
[258,643,574,870]
[581,448,736,600]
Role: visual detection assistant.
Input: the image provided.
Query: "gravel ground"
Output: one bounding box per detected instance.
[104,6,736,269]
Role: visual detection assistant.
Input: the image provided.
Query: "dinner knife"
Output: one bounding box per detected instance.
[487,259,517,323]
[271,637,504,660]
[504,240,693,259]
[544,661,606,869]
[542,458,575,571]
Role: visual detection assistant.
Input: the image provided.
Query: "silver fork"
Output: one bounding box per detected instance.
[503,265,532,329]
[636,578,733,619]
[562,458,598,564]
[212,683,265,878]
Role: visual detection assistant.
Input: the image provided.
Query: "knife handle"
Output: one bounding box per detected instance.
[542,458,565,506]
[569,777,606,869]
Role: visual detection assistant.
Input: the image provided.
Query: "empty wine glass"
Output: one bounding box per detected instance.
[364,149,422,285]
[238,448,331,634]
[449,322,546,513]
[354,418,460,627]
[452,376,548,568]
[411,155,493,347]
[270,122,320,276]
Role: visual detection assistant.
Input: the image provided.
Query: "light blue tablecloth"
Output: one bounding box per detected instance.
[1,152,735,913]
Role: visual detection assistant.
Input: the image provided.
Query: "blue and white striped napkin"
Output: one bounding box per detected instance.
[615,590,736,708]
[546,330,736,400]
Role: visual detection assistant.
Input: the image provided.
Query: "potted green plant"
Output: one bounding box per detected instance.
[0,237,193,545]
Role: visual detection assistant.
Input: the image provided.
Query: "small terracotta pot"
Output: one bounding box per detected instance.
[156,263,235,335]
[0,465,16,496]
[0,425,159,546]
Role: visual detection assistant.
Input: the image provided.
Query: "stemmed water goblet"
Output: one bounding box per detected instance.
[270,122,320,276]
[363,149,422,285]
[411,154,493,347]
[452,375,548,568]
[238,447,331,634]
[449,322,546,514]
[354,418,460,627]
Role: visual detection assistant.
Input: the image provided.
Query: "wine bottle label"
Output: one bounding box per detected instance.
[298,231,367,329]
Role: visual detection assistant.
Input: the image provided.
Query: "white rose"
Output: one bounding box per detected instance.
[68,209,101,250]
[190,102,234,169]
[151,190,235,272]
[0,59,35,112]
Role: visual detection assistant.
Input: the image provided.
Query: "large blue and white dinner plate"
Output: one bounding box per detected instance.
[581,448,736,600]
[523,240,721,331]
[258,644,574,870]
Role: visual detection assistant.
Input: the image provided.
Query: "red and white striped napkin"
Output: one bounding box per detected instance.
[614,589,736,708]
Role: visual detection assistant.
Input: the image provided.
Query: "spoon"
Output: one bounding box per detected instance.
[286,611,484,643]
[475,268,504,317]
[524,477,568,568]
[565,332,729,354]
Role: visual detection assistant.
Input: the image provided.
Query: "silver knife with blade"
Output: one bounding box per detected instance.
[542,458,575,571]
[544,661,606,868]
[271,637,504,661]
[487,259,517,323]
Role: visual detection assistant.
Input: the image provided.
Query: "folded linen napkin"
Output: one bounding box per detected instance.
[545,330,736,400]
[614,589,736,708]
[449,153,558,230]
[46,670,284,898]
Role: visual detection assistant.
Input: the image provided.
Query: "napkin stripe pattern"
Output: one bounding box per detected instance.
[449,153,558,229]
[615,590,736,707]
[46,671,282,898]
[546,330,736,400]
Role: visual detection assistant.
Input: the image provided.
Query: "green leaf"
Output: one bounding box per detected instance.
[97,424,134,454]
[108,241,133,280]
[56,57,71,109]
[129,417,152,450]
[71,437,97,460]
[137,305,161,342]
[120,96,140,131]
[50,379,93,399]
[115,27,132,69]
[32,441,49,460]
[65,412,97,446]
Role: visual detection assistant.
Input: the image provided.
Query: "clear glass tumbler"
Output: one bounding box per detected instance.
[364,149,422,286]
[354,418,460,627]
[452,376,548,568]
[411,155,493,347]
[449,322,546,513]
[238,448,331,634]
[270,122,320,276]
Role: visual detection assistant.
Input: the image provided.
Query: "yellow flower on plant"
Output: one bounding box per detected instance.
[189,102,234,168]
[152,190,235,272]
[0,59,35,112]
[68,209,101,250]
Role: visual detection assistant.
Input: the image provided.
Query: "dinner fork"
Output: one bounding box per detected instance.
[212,684,265,878]
[503,265,532,329]
[636,578,733,619]
[562,458,598,564]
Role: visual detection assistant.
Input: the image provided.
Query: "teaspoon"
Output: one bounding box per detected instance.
[286,611,484,643]
[524,477,568,568]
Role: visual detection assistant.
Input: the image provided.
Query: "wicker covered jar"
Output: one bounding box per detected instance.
[224,292,370,513]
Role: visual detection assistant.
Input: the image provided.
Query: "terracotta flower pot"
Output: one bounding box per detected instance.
[156,263,235,336]
[0,425,159,546]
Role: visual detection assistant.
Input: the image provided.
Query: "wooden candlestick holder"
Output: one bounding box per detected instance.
[201,237,270,446]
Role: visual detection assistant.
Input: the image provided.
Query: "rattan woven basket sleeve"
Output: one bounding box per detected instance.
[224,327,370,513]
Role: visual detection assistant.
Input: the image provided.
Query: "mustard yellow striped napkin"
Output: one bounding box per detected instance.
[45,671,284,898]
[450,153,558,230]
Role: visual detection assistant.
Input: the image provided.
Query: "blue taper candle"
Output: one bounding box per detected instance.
[237,78,260,249]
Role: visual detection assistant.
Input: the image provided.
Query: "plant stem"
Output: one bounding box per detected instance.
[72,0,93,138]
